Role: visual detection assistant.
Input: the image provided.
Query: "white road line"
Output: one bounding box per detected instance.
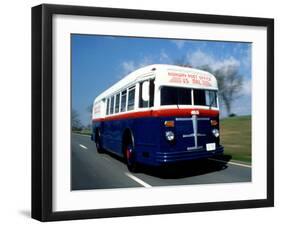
[208,158,251,168]
[125,172,152,188]
[79,144,88,150]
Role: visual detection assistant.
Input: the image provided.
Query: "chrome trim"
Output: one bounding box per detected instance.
[175,117,210,121]
[183,133,206,138]
[192,115,198,148]
[175,118,192,121]
[197,118,210,120]
[197,133,206,136]
[182,134,194,138]
[177,116,210,151]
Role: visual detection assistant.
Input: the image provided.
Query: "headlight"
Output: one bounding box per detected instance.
[212,129,220,137]
[165,131,175,141]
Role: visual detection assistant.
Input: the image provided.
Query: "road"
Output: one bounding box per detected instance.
[71,133,251,190]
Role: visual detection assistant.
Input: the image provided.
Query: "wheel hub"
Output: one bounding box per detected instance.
[126,147,132,160]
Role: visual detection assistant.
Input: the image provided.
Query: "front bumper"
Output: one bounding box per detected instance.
[154,145,224,164]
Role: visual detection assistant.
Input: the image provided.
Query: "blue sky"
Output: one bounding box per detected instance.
[72,34,252,126]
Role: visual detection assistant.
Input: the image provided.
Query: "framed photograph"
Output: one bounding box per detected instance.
[32,4,274,221]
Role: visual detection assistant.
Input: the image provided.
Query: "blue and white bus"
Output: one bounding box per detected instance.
[92,64,224,172]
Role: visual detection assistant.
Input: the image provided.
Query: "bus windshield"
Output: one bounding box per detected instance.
[161,87,191,106]
[161,86,217,107]
[193,89,217,107]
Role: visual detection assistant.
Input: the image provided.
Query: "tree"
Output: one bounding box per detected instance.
[72,109,82,131]
[213,65,243,116]
[86,104,93,126]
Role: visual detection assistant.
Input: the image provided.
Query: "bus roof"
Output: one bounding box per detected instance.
[94,64,218,103]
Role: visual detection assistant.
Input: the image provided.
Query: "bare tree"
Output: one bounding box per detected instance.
[213,65,243,116]
[72,109,82,131]
[86,104,93,126]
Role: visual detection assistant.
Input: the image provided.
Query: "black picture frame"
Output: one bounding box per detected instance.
[32,3,274,222]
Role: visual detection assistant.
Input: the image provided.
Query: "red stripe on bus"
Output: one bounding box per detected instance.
[152,108,219,117]
[92,108,219,122]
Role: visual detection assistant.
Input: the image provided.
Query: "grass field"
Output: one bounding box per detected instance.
[73,129,92,136]
[220,115,251,163]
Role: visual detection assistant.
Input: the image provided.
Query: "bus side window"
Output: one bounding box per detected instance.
[115,93,120,113]
[106,98,110,115]
[139,79,154,108]
[121,90,127,112]
[110,96,114,114]
[139,81,148,108]
[127,86,135,111]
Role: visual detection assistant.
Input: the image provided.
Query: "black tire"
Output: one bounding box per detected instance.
[95,131,104,153]
[124,141,138,172]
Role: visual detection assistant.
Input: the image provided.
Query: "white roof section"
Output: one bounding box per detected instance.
[94,64,218,103]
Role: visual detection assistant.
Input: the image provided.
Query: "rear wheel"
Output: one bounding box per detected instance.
[95,131,104,153]
[124,142,138,172]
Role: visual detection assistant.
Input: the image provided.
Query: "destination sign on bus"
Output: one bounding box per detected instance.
[167,71,214,87]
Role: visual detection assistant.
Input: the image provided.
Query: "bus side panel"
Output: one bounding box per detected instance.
[99,117,160,163]
[101,119,135,157]
[134,117,160,165]
[102,120,114,153]
[91,121,99,141]
[111,119,123,155]
[107,119,126,156]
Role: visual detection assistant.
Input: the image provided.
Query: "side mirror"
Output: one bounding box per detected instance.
[142,81,149,101]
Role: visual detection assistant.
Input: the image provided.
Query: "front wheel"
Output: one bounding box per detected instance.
[124,143,138,173]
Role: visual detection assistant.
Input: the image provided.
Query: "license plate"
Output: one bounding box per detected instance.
[206,143,216,151]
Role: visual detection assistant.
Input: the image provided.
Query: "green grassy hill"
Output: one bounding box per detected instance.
[220,115,251,163]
